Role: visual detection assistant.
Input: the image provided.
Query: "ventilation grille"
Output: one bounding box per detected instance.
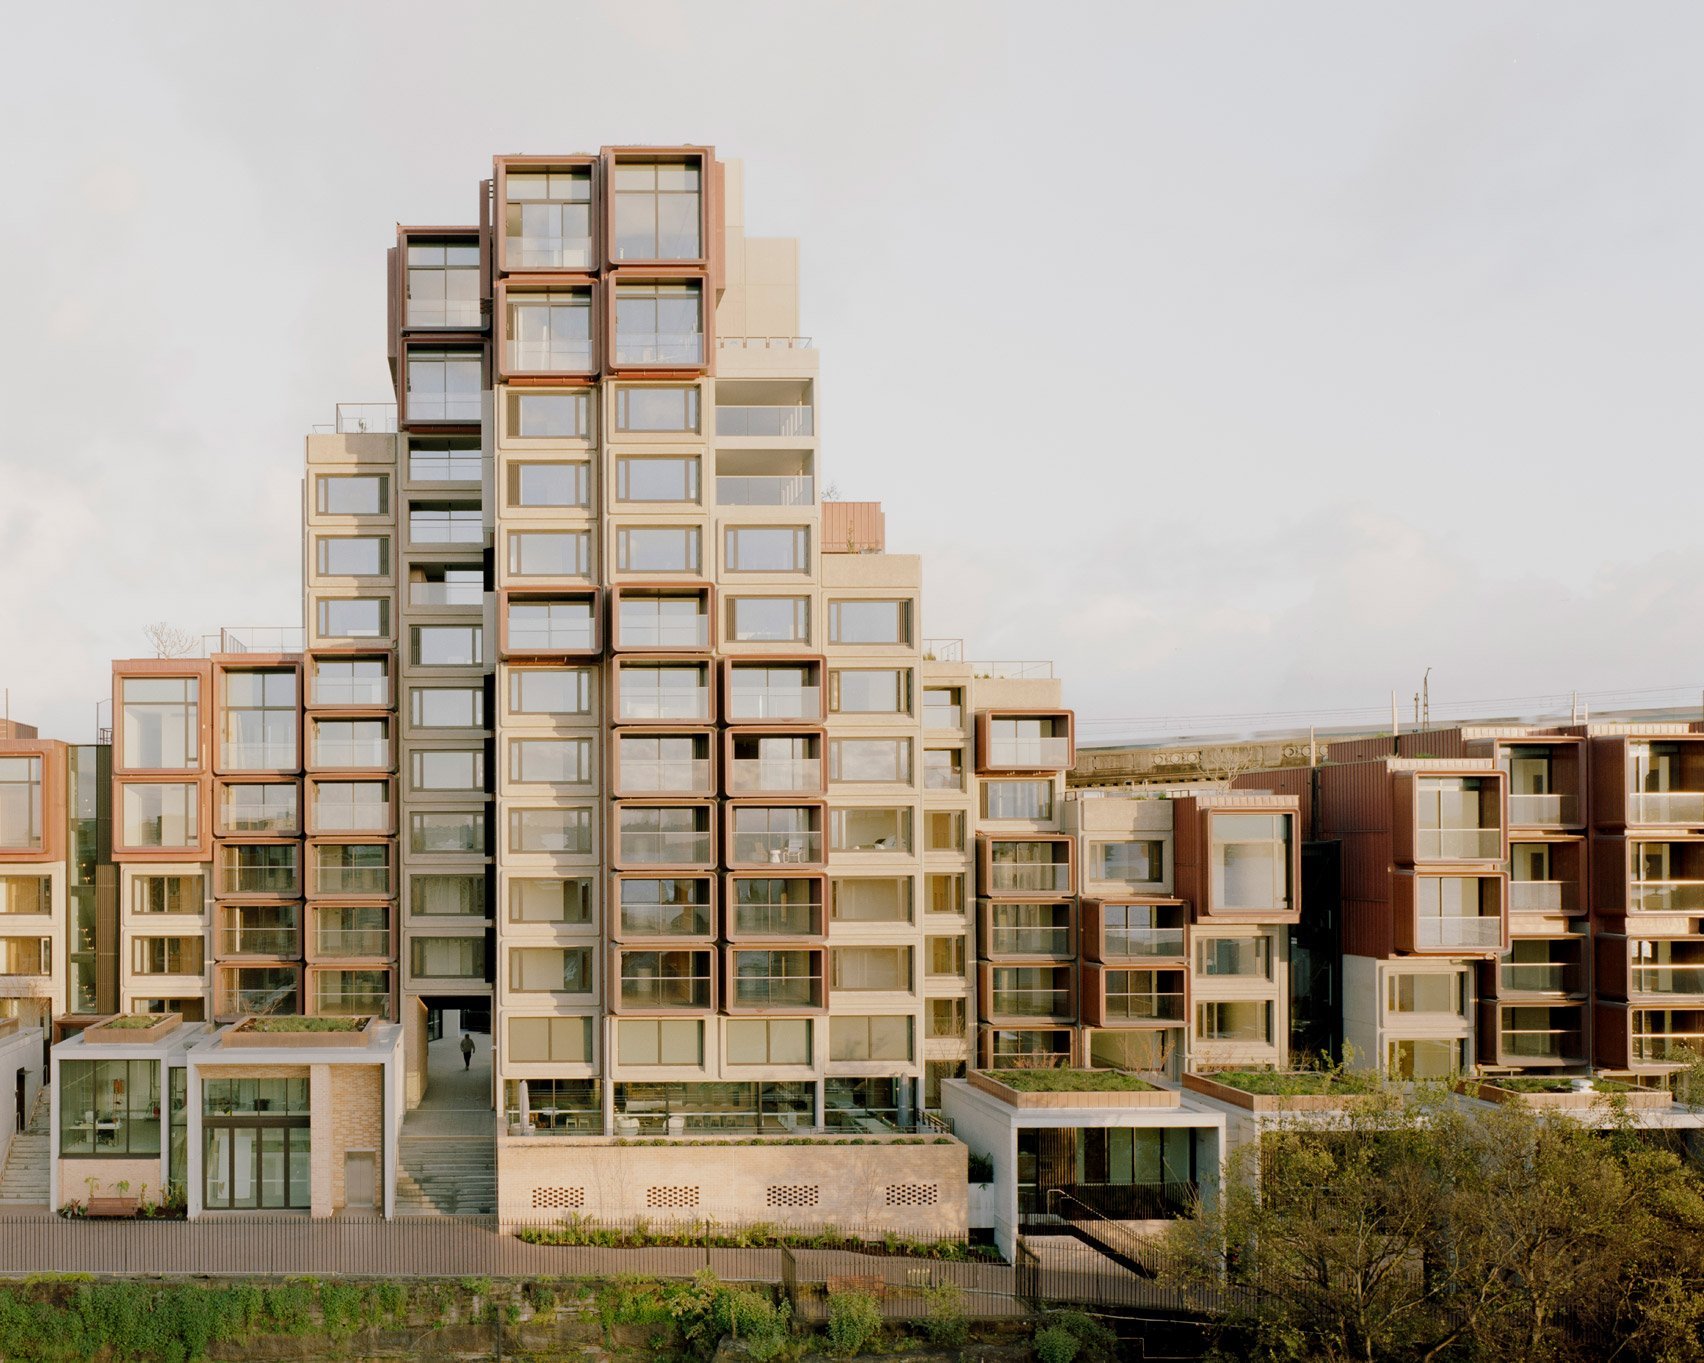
[647,1185,701,1209]
[531,1186,585,1210]
[884,1183,939,1208]
[766,1184,821,1209]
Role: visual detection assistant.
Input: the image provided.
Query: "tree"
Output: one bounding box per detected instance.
[1167,1086,1704,1363]
[143,622,198,658]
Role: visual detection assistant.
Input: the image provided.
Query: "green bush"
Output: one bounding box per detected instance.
[921,1280,968,1348]
[1045,1310,1116,1363]
[1034,1323,1081,1363]
[825,1289,882,1355]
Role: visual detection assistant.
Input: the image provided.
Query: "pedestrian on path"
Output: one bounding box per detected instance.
[460,1033,475,1070]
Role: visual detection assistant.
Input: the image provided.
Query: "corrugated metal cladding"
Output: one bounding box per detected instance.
[821,501,885,554]
[1233,768,1312,837]
[1316,762,1398,960]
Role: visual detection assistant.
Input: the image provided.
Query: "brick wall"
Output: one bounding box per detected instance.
[327,1064,384,1212]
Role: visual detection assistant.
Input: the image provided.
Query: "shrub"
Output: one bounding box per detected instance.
[1045,1310,1116,1363]
[968,1151,995,1183]
[1034,1323,1080,1363]
[825,1289,882,1355]
[921,1281,968,1348]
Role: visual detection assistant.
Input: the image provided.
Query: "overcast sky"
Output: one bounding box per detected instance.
[2,2,1700,744]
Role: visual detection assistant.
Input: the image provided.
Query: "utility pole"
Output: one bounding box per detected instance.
[1422,667,1432,728]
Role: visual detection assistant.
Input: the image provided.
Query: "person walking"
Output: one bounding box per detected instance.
[460,1032,475,1070]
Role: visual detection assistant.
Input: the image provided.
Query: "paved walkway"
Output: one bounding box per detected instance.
[405,1027,494,1140]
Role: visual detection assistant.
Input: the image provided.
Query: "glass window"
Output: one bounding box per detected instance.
[130,875,199,916]
[830,670,910,714]
[405,239,480,327]
[507,461,589,508]
[313,843,390,894]
[1210,814,1292,912]
[411,625,482,667]
[828,1015,912,1062]
[830,738,912,784]
[406,349,482,422]
[982,780,1053,820]
[411,749,484,792]
[59,1059,162,1157]
[508,1016,595,1063]
[1094,840,1164,883]
[505,531,589,577]
[727,1018,812,1066]
[1197,937,1272,978]
[508,806,593,854]
[614,385,699,433]
[830,946,911,992]
[727,596,808,644]
[927,998,966,1038]
[121,783,198,848]
[926,873,965,915]
[506,288,592,371]
[1387,971,1466,1015]
[615,280,704,365]
[132,935,203,975]
[923,749,963,793]
[508,668,593,716]
[219,783,298,835]
[0,758,43,850]
[506,388,590,439]
[1386,1037,1464,1079]
[509,877,594,924]
[505,166,593,268]
[316,474,386,516]
[221,670,296,769]
[507,600,596,651]
[409,503,482,545]
[830,877,912,923]
[723,526,808,573]
[219,844,298,897]
[311,718,388,768]
[408,811,484,855]
[613,158,701,260]
[410,937,488,979]
[617,1018,704,1066]
[121,677,199,769]
[616,455,699,503]
[926,935,966,977]
[830,807,912,853]
[828,600,910,646]
[311,658,388,706]
[408,438,482,482]
[924,810,965,851]
[509,737,593,784]
[411,874,487,917]
[1195,1000,1273,1043]
[316,535,386,577]
[318,598,388,640]
[410,687,485,729]
[616,526,701,573]
[508,946,593,993]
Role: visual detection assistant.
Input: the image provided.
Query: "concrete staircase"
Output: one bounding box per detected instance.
[394,1135,496,1216]
[0,1097,49,1206]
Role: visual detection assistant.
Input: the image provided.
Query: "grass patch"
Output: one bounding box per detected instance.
[93,1016,169,1030]
[991,1068,1155,1093]
[516,1215,996,1260]
[1207,1069,1380,1096]
[1482,1076,1638,1094]
[242,1016,367,1033]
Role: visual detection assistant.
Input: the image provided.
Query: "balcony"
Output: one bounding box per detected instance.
[312,801,391,834]
[986,737,1072,769]
[731,975,819,1008]
[1498,1026,1583,1060]
[729,759,820,794]
[989,926,1072,956]
[988,863,1072,895]
[727,685,821,723]
[218,928,300,957]
[619,902,713,938]
[617,678,713,723]
[1415,916,1502,950]
[730,900,821,937]
[618,954,713,1010]
[1103,990,1185,1023]
[1632,1033,1704,1063]
[617,831,715,865]
[222,742,296,769]
[716,476,814,507]
[1103,927,1186,958]
[312,739,389,769]
[715,405,813,438]
[507,607,597,653]
[330,403,397,435]
[988,989,1071,1019]
[315,982,392,1017]
[1415,828,1502,860]
[617,616,710,650]
[410,581,484,608]
[1508,793,1580,827]
[731,831,823,865]
[615,332,703,366]
[1630,881,1704,914]
[508,339,592,372]
[1499,962,1576,993]
[1508,880,1576,913]
[619,760,713,795]
[316,928,390,957]
[1632,966,1704,996]
[1630,792,1704,825]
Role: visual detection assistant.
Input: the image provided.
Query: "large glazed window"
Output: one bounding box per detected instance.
[121,782,198,848]
[614,159,701,260]
[406,350,482,422]
[222,670,296,769]
[122,677,199,769]
[505,167,593,268]
[1208,813,1292,912]
[316,474,387,516]
[406,240,480,327]
[506,389,590,439]
[828,600,910,646]
[218,843,298,896]
[614,385,699,433]
[614,281,703,365]
[59,1059,161,1157]
[726,596,808,644]
[506,288,592,372]
[0,757,42,850]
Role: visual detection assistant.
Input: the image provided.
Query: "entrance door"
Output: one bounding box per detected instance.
[13,1069,23,1132]
[203,1120,310,1209]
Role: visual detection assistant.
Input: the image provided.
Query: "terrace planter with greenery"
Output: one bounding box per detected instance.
[968,1068,1178,1109]
[1184,1069,1382,1112]
[1465,1077,1673,1110]
[221,1015,377,1049]
[81,1013,182,1046]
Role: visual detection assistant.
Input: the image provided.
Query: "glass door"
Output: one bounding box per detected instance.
[203,1120,310,1209]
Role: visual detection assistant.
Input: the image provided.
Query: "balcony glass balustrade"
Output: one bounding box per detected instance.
[619,759,712,794]
[1508,793,1579,826]
[989,926,1072,956]
[1102,926,1187,958]
[1630,792,1704,824]
[731,900,819,936]
[619,685,711,722]
[1498,1026,1582,1059]
[714,405,813,438]
[1631,966,1704,995]
[986,737,1071,768]
[715,476,815,507]
[1631,881,1704,913]
[1415,916,1502,949]
[731,830,822,864]
[1415,828,1502,860]
[727,685,820,722]
[988,862,1071,894]
[1103,989,1185,1023]
[618,831,714,865]
[989,988,1071,1018]
[1508,880,1573,913]
[729,759,819,793]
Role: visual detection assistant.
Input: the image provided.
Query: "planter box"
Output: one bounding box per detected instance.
[82,1014,182,1046]
[967,1181,997,1228]
[968,1071,1180,1110]
[1184,1072,1379,1113]
[220,1017,377,1049]
[86,1197,139,1219]
[0,1017,18,1038]
[1467,1081,1673,1111]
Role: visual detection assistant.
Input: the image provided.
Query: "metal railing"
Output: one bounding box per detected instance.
[1415,827,1502,859]
[716,475,815,506]
[217,626,306,654]
[332,403,397,435]
[718,336,813,349]
[971,660,1054,679]
[714,405,814,438]
[726,686,821,721]
[922,638,964,662]
[614,334,704,365]
[1415,916,1503,949]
